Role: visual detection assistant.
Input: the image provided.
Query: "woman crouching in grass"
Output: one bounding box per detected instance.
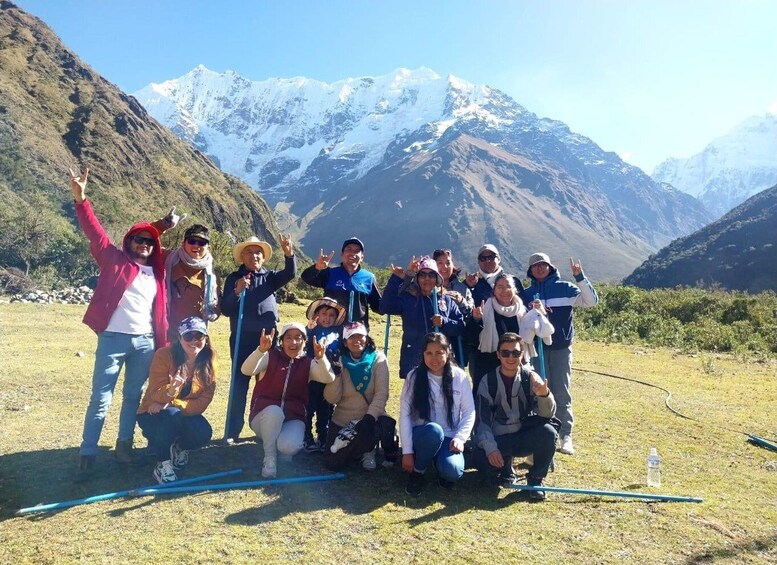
[241,322,334,479]
[137,317,216,484]
[399,333,476,496]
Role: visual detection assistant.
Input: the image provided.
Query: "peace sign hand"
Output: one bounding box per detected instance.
[68,167,88,203]
[390,263,405,278]
[406,256,420,276]
[569,257,583,277]
[258,328,276,353]
[316,249,335,270]
[279,233,294,257]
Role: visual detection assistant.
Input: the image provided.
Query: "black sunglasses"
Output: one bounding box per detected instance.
[498,349,521,358]
[417,271,438,279]
[186,237,209,246]
[182,332,206,342]
[478,254,497,262]
[131,235,155,246]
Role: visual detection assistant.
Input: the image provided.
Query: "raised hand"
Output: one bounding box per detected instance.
[235,274,251,295]
[279,232,293,257]
[472,300,485,320]
[390,263,405,278]
[465,272,479,288]
[258,328,276,353]
[315,249,335,270]
[312,335,326,359]
[445,290,463,304]
[68,167,88,203]
[529,370,549,397]
[406,256,420,276]
[570,257,583,277]
[530,299,546,315]
[163,206,187,229]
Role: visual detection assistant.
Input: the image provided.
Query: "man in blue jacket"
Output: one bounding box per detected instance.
[521,253,598,455]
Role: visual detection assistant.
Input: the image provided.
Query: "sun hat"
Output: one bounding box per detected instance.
[415,256,444,286]
[278,322,307,340]
[178,316,208,336]
[233,236,272,264]
[306,297,346,325]
[528,252,554,268]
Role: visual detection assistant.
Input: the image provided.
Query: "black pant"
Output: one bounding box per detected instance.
[305,381,332,442]
[323,415,398,471]
[474,422,557,479]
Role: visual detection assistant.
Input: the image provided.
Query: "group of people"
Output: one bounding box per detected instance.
[69,167,598,500]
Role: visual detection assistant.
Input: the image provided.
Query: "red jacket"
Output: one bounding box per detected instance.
[75,200,169,347]
[249,348,312,422]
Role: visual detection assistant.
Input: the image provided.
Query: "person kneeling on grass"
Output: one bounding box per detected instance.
[241,323,334,478]
[322,322,399,472]
[473,332,557,501]
[399,333,476,497]
[136,317,216,484]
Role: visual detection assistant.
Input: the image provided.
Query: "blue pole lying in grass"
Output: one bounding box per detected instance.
[130,472,346,497]
[16,468,244,516]
[748,434,777,452]
[508,484,703,503]
[223,288,246,444]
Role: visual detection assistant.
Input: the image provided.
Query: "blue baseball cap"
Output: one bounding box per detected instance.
[178,316,208,336]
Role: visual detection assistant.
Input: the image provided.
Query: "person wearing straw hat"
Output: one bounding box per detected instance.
[303,297,346,452]
[221,234,295,442]
[241,322,334,478]
[380,256,464,379]
[301,237,381,328]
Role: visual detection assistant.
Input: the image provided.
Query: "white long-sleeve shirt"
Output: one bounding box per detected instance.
[399,365,475,455]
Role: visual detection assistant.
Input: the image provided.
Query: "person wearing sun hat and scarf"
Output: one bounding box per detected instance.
[322,321,398,471]
[164,224,220,342]
[221,234,296,442]
[380,255,464,379]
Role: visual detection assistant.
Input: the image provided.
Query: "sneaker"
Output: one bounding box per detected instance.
[499,471,518,488]
[304,438,321,453]
[526,477,547,501]
[405,471,425,497]
[262,455,277,479]
[75,455,96,482]
[558,435,575,455]
[170,441,189,470]
[153,460,178,484]
[438,477,455,490]
[361,449,377,471]
[115,439,140,463]
[330,420,359,453]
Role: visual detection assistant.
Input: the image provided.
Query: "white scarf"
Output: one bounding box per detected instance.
[478,295,527,353]
[479,267,504,289]
[165,247,218,321]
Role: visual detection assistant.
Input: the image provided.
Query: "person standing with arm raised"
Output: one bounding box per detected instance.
[221,234,296,442]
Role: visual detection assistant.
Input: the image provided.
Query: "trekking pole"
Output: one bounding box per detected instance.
[533,293,546,381]
[508,483,702,503]
[223,287,246,444]
[383,314,391,356]
[131,473,346,496]
[348,290,354,323]
[432,287,440,332]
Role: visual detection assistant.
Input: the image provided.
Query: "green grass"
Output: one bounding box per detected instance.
[1,303,775,563]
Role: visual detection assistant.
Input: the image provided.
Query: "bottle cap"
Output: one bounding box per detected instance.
[649,447,658,455]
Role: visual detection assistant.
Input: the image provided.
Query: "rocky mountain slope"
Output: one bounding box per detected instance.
[134,66,712,280]
[0,1,280,272]
[624,184,777,293]
[652,114,777,218]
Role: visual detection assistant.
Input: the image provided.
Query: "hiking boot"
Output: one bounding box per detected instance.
[405,471,425,497]
[170,441,189,470]
[153,460,178,484]
[115,439,140,463]
[558,435,574,455]
[526,477,547,502]
[75,455,96,482]
[304,438,321,453]
[262,455,277,479]
[361,449,377,471]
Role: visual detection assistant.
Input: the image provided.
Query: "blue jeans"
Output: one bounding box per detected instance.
[411,423,465,482]
[137,408,213,461]
[79,331,155,456]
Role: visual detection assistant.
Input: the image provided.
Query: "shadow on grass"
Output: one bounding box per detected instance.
[685,532,776,563]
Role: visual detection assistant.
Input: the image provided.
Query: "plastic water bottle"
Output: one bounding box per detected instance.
[647,447,661,487]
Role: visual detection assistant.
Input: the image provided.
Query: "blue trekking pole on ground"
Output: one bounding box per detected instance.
[432,287,440,332]
[384,314,391,355]
[533,293,546,381]
[223,287,246,444]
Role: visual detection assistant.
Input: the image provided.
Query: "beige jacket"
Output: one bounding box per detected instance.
[324,350,389,427]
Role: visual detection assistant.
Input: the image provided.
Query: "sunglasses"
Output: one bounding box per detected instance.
[182,332,206,342]
[186,237,209,246]
[417,271,438,279]
[478,254,497,262]
[498,349,521,358]
[131,235,155,246]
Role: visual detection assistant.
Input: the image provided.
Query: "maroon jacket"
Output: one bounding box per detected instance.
[75,199,169,347]
[249,348,312,423]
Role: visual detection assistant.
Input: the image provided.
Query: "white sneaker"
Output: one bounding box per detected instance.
[558,435,575,455]
[262,455,277,479]
[361,449,377,471]
[170,442,189,470]
[153,460,177,484]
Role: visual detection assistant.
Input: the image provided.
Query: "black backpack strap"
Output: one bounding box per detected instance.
[487,368,498,402]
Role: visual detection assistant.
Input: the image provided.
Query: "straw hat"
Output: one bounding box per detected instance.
[233,236,272,264]
[305,297,346,326]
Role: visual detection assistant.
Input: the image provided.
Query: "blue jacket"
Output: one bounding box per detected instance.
[380,274,464,378]
[306,324,343,361]
[520,266,598,350]
[301,264,381,328]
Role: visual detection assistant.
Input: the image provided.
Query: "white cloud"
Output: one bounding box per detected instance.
[617,150,634,163]
[768,98,777,115]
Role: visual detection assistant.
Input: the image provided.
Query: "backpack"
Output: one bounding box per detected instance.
[485,366,561,431]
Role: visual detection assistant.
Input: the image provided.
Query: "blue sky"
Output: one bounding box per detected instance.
[15,0,777,172]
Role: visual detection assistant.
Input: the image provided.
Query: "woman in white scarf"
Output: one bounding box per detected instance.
[164,224,220,341]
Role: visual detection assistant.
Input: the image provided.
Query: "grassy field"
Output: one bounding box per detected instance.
[1,302,775,564]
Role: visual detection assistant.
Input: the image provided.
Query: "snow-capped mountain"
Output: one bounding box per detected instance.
[133,66,711,280]
[652,114,777,217]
